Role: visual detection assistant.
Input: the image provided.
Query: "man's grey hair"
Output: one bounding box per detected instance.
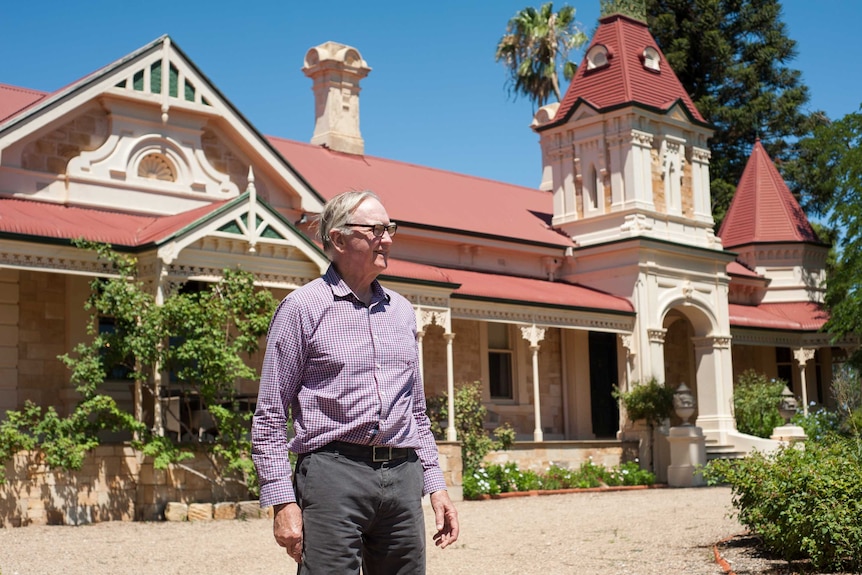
[316,190,381,253]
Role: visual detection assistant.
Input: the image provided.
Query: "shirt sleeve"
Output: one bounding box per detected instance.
[252,296,306,507]
[409,319,448,495]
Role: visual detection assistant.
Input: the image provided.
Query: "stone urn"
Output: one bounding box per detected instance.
[778,385,798,423]
[673,382,696,426]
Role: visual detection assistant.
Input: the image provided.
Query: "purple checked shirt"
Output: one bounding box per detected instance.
[252,265,447,508]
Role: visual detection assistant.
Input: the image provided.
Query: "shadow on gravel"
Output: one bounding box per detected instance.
[715,534,854,575]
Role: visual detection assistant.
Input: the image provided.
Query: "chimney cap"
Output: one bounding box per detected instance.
[303,41,370,75]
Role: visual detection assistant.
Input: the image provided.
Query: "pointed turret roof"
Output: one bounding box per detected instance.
[537,13,706,131]
[718,140,821,248]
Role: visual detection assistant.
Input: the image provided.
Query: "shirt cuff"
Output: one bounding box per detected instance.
[422,466,448,496]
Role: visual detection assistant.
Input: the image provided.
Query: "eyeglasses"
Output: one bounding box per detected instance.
[344,223,398,237]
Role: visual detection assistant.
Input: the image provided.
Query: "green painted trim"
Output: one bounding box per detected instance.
[377,274,460,290]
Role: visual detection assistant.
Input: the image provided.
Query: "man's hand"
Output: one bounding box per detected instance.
[430,490,459,549]
[273,502,303,563]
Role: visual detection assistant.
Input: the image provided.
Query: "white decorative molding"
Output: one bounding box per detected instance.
[619,213,653,233]
[453,300,634,333]
[519,324,546,347]
[419,309,449,329]
[793,347,816,365]
[681,280,694,300]
[631,130,654,147]
[647,328,666,343]
[620,333,636,357]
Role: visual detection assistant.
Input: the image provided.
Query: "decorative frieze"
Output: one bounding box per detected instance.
[453,301,634,333]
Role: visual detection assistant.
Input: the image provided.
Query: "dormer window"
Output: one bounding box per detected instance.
[586,44,611,70]
[643,46,661,72]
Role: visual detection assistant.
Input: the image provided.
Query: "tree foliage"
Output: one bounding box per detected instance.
[797,109,862,363]
[427,382,515,473]
[732,370,786,438]
[0,242,277,493]
[495,2,588,107]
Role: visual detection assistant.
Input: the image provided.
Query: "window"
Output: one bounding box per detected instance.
[99,316,133,381]
[643,46,661,71]
[776,347,794,390]
[586,44,611,70]
[488,323,513,400]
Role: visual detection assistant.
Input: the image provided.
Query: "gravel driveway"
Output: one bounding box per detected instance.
[1,486,745,575]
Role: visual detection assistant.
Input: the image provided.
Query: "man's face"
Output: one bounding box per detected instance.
[332,197,393,280]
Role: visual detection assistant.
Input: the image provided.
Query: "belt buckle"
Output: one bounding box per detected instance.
[372,446,392,462]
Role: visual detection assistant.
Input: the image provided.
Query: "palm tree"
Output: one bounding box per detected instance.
[495,3,588,107]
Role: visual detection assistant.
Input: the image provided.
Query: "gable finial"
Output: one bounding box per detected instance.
[247,166,257,253]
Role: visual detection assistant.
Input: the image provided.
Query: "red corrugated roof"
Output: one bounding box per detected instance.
[727,260,761,278]
[0,83,47,123]
[268,138,571,248]
[729,301,827,331]
[718,140,820,248]
[384,258,633,313]
[0,197,228,247]
[541,13,705,130]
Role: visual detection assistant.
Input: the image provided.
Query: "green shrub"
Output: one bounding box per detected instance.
[792,406,843,442]
[427,382,514,473]
[733,370,787,438]
[614,377,674,472]
[613,378,674,428]
[462,460,655,499]
[704,436,862,572]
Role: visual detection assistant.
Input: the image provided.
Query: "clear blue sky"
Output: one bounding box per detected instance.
[2,1,859,190]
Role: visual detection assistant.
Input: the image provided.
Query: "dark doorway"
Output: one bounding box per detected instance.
[589,331,620,438]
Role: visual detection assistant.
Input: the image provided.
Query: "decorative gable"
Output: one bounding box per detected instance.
[0,35,324,220]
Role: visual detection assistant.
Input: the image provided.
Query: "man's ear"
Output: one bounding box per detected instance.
[330,229,346,252]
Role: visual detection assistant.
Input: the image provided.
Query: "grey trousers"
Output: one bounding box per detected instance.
[293,449,426,575]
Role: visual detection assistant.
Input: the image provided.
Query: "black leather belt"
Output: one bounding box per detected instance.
[317,441,412,462]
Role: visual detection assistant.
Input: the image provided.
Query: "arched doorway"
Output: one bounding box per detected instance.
[663,310,697,426]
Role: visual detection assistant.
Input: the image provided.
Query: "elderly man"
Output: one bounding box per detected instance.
[252,190,459,574]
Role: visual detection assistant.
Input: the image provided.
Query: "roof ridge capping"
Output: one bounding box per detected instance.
[598,11,648,25]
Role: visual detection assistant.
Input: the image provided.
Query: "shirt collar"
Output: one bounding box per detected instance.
[323,264,390,306]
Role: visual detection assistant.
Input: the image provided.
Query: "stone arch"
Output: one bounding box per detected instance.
[659,302,719,427]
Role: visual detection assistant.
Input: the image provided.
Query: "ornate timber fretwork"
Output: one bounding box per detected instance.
[0,249,123,277]
[419,308,450,330]
[452,300,634,333]
[793,347,816,366]
[520,324,546,348]
[400,293,450,309]
[165,263,315,289]
[112,36,213,121]
[730,329,842,349]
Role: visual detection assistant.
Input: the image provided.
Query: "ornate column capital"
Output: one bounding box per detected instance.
[620,333,636,357]
[520,324,546,348]
[794,347,816,365]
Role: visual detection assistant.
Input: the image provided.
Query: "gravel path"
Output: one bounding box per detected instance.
[0,486,745,575]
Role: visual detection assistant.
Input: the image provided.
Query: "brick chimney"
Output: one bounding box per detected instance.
[302,42,371,155]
